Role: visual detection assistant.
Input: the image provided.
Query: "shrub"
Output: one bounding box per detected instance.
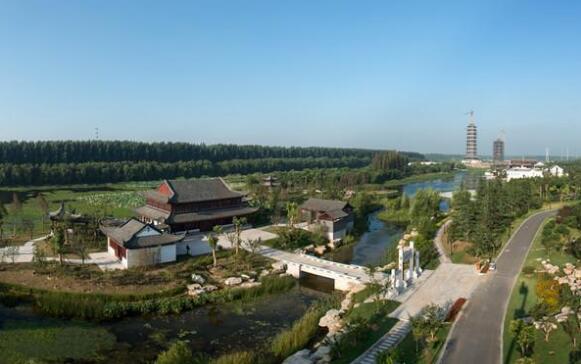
[210,351,258,364]
[522,266,535,275]
[270,295,341,359]
[155,341,193,364]
[535,278,560,313]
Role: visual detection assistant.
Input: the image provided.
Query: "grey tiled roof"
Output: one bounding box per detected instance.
[167,206,259,224]
[300,198,348,212]
[166,178,243,203]
[100,218,184,249]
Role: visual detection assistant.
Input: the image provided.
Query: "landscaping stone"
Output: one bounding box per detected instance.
[204,285,218,292]
[311,345,331,360]
[314,245,327,255]
[259,269,270,277]
[318,309,342,334]
[240,281,261,289]
[191,273,206,285]
[282,349,313,364]
[224,277,243,286]
[272,261,287,273]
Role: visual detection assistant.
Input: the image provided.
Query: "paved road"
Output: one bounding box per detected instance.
[439,210,556,364]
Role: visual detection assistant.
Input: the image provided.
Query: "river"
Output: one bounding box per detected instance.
[328,171,476,267]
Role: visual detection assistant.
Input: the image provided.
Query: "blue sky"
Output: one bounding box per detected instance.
[1,1,581,156]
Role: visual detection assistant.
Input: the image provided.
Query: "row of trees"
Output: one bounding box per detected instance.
[0,141,395,164]
[449,178,543,258]
[0,157,370,186]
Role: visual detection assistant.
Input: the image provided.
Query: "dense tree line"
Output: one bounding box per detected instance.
[370,150,410,171]
[0,157,371,186]
[0,140,424,164]
[449,178,543,257]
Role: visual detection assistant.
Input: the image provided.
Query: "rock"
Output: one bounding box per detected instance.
[241,274,251,281]
[204,284,218,292]
[319,309,342,334]
[282,349,313,364]
[224,277,243,286]
[188,283,202,290]
[304,244,315,252]
[240,282,261,289]
[311,345,331,360]
[259,269,270,277]
[187,283,206,297]
[191,273,206,285]
[272,261,287,271]
[314,245,327,255]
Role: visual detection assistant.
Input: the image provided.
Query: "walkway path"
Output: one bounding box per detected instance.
[435,220,452,264]
[0,236,48,263]
[351,223,481,364]
[352,321,411,364]
[439,210,556,364]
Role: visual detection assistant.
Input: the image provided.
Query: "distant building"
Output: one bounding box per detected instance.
[549,165,566,177]
[136,178,258,232]
[493,138,505,164]
[100,218,185,269]
[507,159,538,169]
[465,111,478,161]
[262,175,280,188]
[506,167,543,181]
[504,164,567,182]
[300,198,354,242]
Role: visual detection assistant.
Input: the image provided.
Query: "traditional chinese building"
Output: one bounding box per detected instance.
[136,178,258,232]
[100,218,185,269]
[300,198,354,242]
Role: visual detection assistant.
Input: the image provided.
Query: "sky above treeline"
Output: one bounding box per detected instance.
[1,1,581,156]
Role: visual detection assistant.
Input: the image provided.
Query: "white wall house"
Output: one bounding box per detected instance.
[506,167,544,181]
[300,198,355,243]
[101,219,185,269]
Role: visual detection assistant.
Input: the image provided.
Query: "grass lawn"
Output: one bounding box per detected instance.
[331,300,400,364]
[393,324,451,364]
[1,182,157,243]
[0,314,116,364]
[502,217,581,364]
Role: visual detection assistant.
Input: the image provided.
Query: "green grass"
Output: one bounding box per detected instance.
[0,317,116,364]
[502,217,580,364]
[331,300,400,364]
[382,172,456,188]
[1,182,155,242]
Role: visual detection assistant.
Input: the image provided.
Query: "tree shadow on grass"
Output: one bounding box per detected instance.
[505,282,528,364]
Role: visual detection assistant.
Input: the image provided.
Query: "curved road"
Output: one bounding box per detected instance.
[440,210,556,364]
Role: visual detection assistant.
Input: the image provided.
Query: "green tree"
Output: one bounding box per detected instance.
[207,225,223,267]
[510,320,535,358]
[51,225,66,265]
[286,202,299,229]
[233,216,247,256]
[0,201,6,242]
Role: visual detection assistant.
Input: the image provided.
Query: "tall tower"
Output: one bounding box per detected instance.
[465,111,478,160]
[493,138,504,164]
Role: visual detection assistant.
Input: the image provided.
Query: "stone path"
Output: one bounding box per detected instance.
[435,220,452,264]
[352,321,411,364]
[0,236,48,263]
